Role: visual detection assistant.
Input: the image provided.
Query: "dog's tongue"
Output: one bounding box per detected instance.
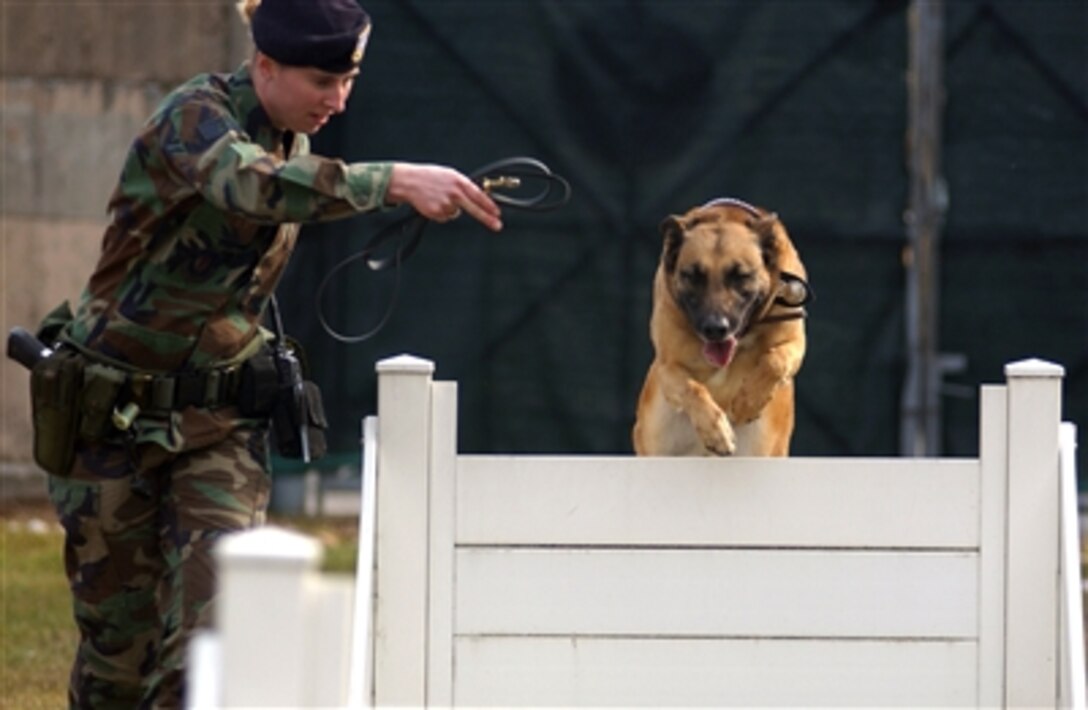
[703,337,737,368]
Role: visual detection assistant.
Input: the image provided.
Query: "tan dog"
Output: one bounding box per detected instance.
[633,198,810,456]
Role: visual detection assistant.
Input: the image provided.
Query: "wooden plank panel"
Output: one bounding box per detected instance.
[453,637,978,707]
[456,456,980,548]
[455,548,978,639]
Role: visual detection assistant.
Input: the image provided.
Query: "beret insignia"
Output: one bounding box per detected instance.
[352,27,370,65]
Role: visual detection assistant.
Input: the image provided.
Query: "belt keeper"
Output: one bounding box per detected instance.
[151,376,175,411]
[129,372,153,407]
[222,366,240,402]
[204,370,221,406]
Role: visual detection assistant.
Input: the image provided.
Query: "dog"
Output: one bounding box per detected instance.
[632,198,810,456]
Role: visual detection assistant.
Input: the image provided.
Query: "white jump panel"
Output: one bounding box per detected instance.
[360,356,1081,709]
[453,637,978,707]
[457,456,980,548]
[455,548,978,639]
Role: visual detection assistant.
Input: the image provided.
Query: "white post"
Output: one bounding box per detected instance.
[373,355,435,706]
[185,631,221,710]
[347,415,380,708]
[216,526,324,708]
[977,383,1009,707]
[426,381,459,705]
[1004,358,1065,708]
[1059,422,1086,709]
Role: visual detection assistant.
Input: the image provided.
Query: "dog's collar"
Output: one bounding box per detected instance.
[701,197,762,217]
[754,309,807,327]
[740,305,807,339]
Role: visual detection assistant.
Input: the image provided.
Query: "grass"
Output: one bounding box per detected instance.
[268,513,360,574]
[0,503,359,709]
[1,518,75,709]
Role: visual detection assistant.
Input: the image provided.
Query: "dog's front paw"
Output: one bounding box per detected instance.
[699,412,736,456]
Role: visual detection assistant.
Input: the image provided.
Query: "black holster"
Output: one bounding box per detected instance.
[238,344,327,461]
[29,348,85,476]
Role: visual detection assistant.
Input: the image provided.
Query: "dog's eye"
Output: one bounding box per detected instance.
[680,266,706,286]
[726,267,754,288]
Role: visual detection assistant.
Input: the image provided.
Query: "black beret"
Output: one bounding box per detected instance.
[252,0,371,74]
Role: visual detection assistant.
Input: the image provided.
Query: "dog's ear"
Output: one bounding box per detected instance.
[749,212,781,273]
[660,216,685,274]
[749,214,812,305]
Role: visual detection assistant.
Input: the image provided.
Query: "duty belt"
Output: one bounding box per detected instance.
[73,346,245,414]
[124,366,244,413]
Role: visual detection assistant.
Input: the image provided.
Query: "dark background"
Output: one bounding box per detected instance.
[277,0,1087,476]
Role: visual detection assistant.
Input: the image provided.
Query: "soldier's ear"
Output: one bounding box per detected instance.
[253,51,278,82]
[660,216,685,274]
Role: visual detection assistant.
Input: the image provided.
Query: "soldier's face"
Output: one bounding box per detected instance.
[256,54,358,134]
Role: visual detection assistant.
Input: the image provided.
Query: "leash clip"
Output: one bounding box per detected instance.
[482,176,521,193]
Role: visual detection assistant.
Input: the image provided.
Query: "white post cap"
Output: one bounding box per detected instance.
[376,354,435,375]
[1005,358,1065,378]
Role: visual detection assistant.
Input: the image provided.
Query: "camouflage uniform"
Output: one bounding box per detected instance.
[49,61,390,708]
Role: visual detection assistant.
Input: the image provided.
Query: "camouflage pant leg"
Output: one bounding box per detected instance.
[146,426,271,708]
[49,442,166,710]
[49,426,270,710]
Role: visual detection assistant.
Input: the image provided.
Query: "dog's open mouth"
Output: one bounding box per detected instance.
[702,336,737,369]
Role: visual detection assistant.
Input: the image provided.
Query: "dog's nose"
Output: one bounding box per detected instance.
[700,316,730,342]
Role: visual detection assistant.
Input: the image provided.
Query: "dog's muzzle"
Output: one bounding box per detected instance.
[696,314,740,369]
[698,314,732,343]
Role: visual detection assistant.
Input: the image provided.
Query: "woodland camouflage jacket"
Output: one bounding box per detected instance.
[60,62,391,452]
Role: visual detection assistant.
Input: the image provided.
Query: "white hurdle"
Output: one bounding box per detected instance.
[194,356,1085,708]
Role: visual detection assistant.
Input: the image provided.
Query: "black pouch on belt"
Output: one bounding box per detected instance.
[271,378,328,461]
[29,349,85,476]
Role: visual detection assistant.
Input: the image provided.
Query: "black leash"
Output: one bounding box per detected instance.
[316,157,571,344]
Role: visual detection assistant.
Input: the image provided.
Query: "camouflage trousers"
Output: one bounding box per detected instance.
[48,426,271,709]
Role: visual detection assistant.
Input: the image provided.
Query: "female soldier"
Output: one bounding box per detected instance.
[46,1,500,706]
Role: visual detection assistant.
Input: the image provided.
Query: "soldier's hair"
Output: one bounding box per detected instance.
[236,0,261,25]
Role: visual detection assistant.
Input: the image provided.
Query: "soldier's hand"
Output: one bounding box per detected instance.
[387,163,503,232]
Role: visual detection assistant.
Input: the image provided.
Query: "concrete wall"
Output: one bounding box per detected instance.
[1,1,251,462]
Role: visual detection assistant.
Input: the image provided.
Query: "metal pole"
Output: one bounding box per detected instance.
[901,0,947,457]
[905,0,948,454]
